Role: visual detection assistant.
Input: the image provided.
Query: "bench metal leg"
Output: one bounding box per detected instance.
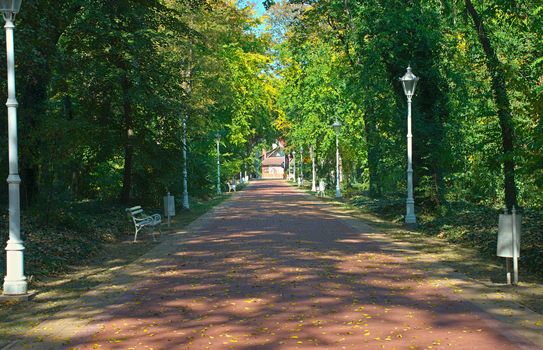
[152,224,162,242]
[151,226,158,241]
[133,223,161,243]
[134,226,142,242]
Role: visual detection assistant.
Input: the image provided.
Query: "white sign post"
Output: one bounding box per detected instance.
[497,206,521,285]
[163,192,175,228]
[512,207,519,285]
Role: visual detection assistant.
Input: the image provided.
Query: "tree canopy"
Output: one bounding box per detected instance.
[0,0,279,207]
[271,0,543,211]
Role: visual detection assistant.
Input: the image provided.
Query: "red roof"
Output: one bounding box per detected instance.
[262,156,284,166]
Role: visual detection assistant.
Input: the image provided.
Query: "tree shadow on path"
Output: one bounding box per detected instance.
[10,181,542,350]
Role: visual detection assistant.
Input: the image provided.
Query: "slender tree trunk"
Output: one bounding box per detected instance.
[120,75,134,204]
[364,115,381,197]
[465,0,517,209]
[425,111,447,207]
[63,96,73,121]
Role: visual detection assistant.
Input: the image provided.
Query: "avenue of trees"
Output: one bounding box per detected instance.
[268,0,542,271]
[0,0,541,275]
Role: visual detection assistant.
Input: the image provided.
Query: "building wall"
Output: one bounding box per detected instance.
[262,165,284,179]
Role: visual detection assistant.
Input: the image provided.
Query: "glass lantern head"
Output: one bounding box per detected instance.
[0,0,22,16]
[400,66,419,98]
[332,120,341,134]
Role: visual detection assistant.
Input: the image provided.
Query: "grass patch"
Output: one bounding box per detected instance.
[350,194,543,278]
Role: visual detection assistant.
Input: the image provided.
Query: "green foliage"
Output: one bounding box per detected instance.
[0,0,276,207]
[270,0,542,272]
[272,0,543,208]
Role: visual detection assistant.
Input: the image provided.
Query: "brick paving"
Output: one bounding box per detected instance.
[14,180,541,349]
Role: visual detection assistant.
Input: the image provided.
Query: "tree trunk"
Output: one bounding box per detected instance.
[465,0,517,209]
[364,114,382,198]
[120,75,134,204]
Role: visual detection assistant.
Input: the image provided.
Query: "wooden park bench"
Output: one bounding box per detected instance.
[227,181,237,192]
[125,206,162,242]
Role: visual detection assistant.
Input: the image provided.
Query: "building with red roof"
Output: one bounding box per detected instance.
[261,141,287,179]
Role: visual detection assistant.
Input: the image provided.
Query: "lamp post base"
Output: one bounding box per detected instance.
[404,215,417,225]
[3,276,28,296]
[3,279,27,295]
[3,239,27,295]
[335,189,341,198]
[405,198,416,224]
[0,290,36,302]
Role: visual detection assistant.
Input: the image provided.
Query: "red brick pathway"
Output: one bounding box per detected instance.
[67,181,537,349]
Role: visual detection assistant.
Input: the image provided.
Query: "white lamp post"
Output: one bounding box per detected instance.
[1,0,26,296]
[333,119,341,198]
[310,145,316,192]
[182,117,189,209]
[298,146,303,186]
[400,66,419,224]
[215,133,221,195]
[292,151,296,181]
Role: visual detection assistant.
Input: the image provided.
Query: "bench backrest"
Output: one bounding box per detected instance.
[126,206,144,218]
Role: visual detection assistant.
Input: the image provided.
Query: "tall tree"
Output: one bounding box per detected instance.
[464,0,517,210]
